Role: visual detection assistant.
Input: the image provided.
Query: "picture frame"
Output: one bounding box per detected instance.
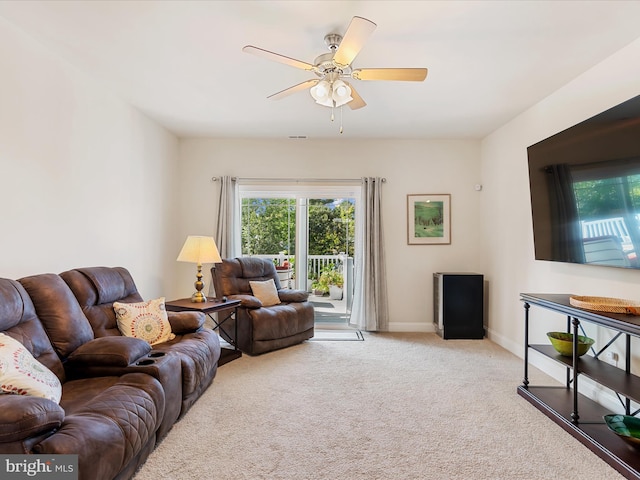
[407,194,451,245]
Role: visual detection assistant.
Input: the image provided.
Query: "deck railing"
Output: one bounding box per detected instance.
[248,254,345,280]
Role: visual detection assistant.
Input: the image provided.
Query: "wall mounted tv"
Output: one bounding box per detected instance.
[527,94,640,269]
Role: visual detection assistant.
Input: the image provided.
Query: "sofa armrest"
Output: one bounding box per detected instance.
[66,336,151,368]
[228,294,262,309]
[167,311,205,334]
[278,289,310,303]
[0,395,64,444]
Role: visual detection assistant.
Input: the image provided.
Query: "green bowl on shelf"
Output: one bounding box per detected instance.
[604,414,640,448]
[546,331,594,357]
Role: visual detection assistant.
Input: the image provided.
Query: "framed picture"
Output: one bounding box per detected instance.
[407,194,451,245]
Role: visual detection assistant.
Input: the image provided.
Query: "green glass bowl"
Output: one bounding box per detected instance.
[546,331,595,357]
[604,414,640,448]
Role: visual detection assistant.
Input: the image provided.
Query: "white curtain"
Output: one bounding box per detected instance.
[349,177,389,331]
[215,176,240,259]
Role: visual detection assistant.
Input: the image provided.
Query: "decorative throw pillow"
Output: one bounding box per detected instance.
[0,333,62,403]
[249,279,281,307]
[113,297,175,346]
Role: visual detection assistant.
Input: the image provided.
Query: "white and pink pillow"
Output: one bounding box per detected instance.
[113,297,175,346]
[0,333,62,403]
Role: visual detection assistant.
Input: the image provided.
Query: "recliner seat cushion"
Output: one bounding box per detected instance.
[36,373,164,480]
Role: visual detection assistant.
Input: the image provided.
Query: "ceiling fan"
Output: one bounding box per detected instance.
[243,16,428,114]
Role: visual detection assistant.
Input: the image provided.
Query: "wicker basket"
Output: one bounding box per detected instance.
[569,295,640,315]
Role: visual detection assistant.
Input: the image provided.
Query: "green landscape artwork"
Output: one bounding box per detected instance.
[414,200,444,238]
[407,194,450,245]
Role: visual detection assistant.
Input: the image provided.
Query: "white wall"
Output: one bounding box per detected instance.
[0,18,179,297]
[176,138,482,330]
[480,37,640,361]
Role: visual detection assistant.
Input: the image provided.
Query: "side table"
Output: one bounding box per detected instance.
[165,298,242,366]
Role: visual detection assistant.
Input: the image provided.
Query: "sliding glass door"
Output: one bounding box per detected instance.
[239,184,358,325]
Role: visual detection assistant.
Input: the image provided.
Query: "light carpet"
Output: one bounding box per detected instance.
[133,333,623,480]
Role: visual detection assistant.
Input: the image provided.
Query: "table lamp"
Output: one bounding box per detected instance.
[177,235,222,302]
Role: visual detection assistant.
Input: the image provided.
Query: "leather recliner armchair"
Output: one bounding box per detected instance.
[211,257,314,355]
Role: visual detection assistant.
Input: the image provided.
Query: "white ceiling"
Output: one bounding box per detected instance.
[1,0,640,139]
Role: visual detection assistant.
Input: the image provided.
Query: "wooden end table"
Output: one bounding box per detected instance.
[165,298,242,366]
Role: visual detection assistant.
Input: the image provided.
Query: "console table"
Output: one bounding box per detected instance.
[166,298,242,366]
[519,293,640,479]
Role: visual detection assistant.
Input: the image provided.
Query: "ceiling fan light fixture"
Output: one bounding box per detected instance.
[331,80,352,107]
[310,80,332,106]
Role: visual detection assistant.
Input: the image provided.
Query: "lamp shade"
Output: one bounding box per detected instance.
[176,236,222,264]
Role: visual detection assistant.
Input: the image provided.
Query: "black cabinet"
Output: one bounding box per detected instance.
[433,273,484,339]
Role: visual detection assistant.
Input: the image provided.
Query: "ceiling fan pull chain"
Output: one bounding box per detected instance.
[331,102,335,122]
[340,105,344,134]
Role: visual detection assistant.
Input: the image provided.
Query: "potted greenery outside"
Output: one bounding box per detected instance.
[311,277,329,296]
[319,269,344,300]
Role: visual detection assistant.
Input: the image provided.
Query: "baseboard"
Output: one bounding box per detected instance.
[387,322,434,333]
[485,327,523,357]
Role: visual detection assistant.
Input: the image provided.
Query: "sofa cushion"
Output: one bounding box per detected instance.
[0,333,62,403]
[78,266,139,305]
[0,278,65,383]
[249,279,281,307]
[60,267,144,337]
[114,298,175,346]
[19,273,95,359]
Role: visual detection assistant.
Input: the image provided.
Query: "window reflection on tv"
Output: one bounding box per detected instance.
[527,94,640,269]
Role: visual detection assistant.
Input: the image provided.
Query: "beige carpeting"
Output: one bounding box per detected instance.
[133,332,623,480]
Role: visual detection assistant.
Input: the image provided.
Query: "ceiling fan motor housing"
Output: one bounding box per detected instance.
[324,33,342,50]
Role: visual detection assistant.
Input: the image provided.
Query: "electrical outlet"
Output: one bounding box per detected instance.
[606,351,619,365]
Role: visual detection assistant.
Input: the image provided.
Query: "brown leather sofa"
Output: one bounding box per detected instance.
[59,266,221,417]
[19,272,183,441]
[0,267,222,480]
[0,277,165,480]
[211,257,314,355]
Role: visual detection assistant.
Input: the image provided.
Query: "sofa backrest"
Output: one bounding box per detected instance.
[211,257,281,297]
[19,273,95,360]
[60,266,143,338]
[0,278,65,382]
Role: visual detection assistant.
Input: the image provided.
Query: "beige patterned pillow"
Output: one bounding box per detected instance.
[114,297,175,345]
[0,333,62,403]
[249,279,281,307]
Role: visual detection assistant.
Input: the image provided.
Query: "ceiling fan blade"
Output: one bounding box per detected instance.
[345,82,366,110]
[352,68,428,82]
[243,45,315,71]
[267,79,319,100]
[332,16,377,68]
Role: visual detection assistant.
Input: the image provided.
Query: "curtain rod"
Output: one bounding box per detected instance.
[211,177,386,183]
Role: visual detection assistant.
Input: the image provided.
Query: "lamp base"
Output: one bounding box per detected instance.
[191,291,207,303]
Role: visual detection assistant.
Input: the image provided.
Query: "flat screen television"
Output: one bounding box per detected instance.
[527,94,640,269]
